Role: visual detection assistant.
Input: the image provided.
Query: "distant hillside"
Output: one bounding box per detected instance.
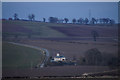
[2,20,118,38]
[2,20,67,38]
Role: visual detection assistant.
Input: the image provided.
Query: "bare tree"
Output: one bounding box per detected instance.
[64,18,69,23]
[91,30,99,41]
[109,19,115,25]
[85,48,102,65]
[58,19,64,23]
[78,18,84,24]
[14,13,18,20]
[84,18,89,24]
[90,18,96,24]
[43,18,46,22]
[72,18,76,24]
[31,14,35,21]
[49,17,58,23]
[28,14,35,21]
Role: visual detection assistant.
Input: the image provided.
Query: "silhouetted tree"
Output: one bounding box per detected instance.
[109,19,115,25]
[49,17,52,23]
[84,18,89,24]
[85,48,102,65]
[102,53,118,69]
[102,18,108,24]
[78,18,84,24]
[58,19,64,23]
[28,14,35,21]
[96,19,99,24]
[99,18,110,24]
[99,18,103,24]
[49,17,58,23]
[14,13,18,20]
[43,18,46,22]
[28,14,32,21]
[106,18,110,24]
[31,14,35,21]
[64,18,69,23]
[77,19,80,23]
[91,30,99,41]
[90,18,96,24]
[72,18,76,24]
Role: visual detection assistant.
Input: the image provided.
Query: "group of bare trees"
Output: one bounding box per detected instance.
[72,18,89,24]
[76,17,115,25]
[99,18,115,25]
[12,13,35,21]
[76,48,118,68]
[28,14,35,21]
[11,13,115,25]
[48,17,89,24]
[48,16,115,25]
[48,17,69,23]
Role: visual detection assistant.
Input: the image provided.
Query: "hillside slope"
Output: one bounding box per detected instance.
[2,20,67,38]
[2,20,118,39]
[2,42,45,68]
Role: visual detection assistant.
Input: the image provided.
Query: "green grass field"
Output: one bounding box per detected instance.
[2,42,45,68]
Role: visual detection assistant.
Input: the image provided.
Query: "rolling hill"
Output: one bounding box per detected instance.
[2,20,118,39]
[2,20,67,38]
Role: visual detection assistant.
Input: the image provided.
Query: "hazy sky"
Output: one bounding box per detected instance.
[2,2,118,23]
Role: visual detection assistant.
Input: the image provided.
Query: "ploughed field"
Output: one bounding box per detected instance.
[2,20,118,42]
[18,39,118,59]
[51,26,118,37]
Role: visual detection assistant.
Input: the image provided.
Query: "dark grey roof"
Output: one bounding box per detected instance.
[55,56,65,58]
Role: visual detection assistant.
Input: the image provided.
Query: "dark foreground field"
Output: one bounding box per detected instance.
[2,66,112,77]
[2,67,119,80]
[2,77,119,80]
[2,38,118,78]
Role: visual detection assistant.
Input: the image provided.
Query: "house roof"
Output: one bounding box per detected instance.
[55,56,65,58]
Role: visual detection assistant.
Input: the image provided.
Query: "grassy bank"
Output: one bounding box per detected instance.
[2,42,45,68]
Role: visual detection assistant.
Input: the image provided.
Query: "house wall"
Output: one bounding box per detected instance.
[54,57,66,61]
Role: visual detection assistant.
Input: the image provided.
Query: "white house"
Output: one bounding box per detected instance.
[53,53,66,62]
